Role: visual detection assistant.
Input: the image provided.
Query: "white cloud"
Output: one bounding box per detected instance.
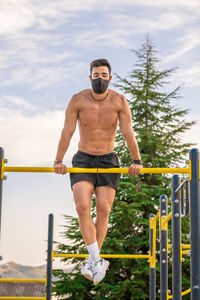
[181,115,200,149]
[110,10,194,34]
[0,108,79,166]
[168,63,200,88]
[1,0,199,37]
[0,0,35,35]
[0,95,37,111]
[164,30,200,63]
[129,0,199,8]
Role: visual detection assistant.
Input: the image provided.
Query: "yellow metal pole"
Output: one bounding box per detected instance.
[0,296,46,300]
[154,210,160,222]
[182,244,190,249]
[52,252,150,259]
[182,250,191,255]
[0,279,46,283]
[162,212,172,225]
[4,166,189,174]
[182,288,191,296]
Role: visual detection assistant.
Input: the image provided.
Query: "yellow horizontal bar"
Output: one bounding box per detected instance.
[182,250,190,255]
[0,296,46,300]
[182,244,190,249]
[53,253,149,259]
[163,212,172,225]
[4,166,189,174]
[0,279,46,283]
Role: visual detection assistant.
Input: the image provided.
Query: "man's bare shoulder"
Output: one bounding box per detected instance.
[72,89,90,102]
[109,89,127,106]
[69,89,89,107]
[75,89,90,98]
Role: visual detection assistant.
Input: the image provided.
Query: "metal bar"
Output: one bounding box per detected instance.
[46,214,53,300]
[181,185,184,216]
[189,148,200,300]
[182,244,190,249]
[149,214,156,300]
[162,212,172,225]
[0,279,46,283]
[175,178,188,193]
[182,250,190,255]
[154,210,160,222]
[0,147,4,239]
[168,288,191,298]
[181,288,191,296]
[53,252,150,259]
[160,194,168,300]
[172,174,182,300]
[185,180,189,217]
[3,166,189,174]
[0,296,46,300]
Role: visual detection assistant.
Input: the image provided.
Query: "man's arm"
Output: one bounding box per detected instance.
[54,95,78,174]
[119,95,142,175]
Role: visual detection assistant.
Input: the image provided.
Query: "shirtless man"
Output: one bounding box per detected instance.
[53,58,143,285]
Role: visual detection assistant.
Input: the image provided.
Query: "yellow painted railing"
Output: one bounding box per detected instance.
[52,252,150,259]
[0,296,46,300]
[3,166,189,174]
[0,279,46,283]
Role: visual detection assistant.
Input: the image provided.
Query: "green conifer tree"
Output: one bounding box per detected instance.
[52,35,195,300]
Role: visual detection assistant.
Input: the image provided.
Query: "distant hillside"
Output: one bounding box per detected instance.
[0,262,46,279]
[0,261,75,279]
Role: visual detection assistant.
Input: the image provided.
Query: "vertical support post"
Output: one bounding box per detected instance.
[149,213,156,300]
[185,180,189,217]
[189,148,200,299]
[181,186,184,216]
[46,213,54,300]
[160,194,168,300]
[0,147,4,238]
[172,174,182,300]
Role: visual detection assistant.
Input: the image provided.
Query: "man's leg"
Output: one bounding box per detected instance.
[95,185,116,250]
[73,180,96,245]
[73,180,107,284]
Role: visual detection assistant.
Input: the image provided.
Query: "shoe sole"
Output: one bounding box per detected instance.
[81,272,93,281]
[93,260,110,285]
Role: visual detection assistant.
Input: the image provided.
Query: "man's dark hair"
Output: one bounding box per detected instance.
[90,58,111,75]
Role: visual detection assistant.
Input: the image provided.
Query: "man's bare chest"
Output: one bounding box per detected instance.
[78,102,119,128]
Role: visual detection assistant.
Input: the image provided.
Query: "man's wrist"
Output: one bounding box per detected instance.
[54,159,63,164]
[132,160,143,165]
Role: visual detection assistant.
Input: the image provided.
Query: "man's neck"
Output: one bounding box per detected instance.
[90,89,109,101]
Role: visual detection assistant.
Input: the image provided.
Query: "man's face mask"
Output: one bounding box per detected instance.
[91,77,109,94]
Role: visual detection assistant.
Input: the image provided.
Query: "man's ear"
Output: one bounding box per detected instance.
[109,75,112,83]
[89,75,92,82]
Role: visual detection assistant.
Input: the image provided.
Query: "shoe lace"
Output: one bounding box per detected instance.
[94,259,102,267]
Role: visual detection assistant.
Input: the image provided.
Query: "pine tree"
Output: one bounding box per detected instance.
[52,35,195,299]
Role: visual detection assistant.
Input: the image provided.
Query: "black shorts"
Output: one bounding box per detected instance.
[70,150,121,191]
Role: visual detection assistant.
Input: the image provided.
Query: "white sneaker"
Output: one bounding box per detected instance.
[81,259,93,281]
[93,258,110,285]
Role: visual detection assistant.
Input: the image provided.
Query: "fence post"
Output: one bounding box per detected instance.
[0,147,4,239]
[46,213,54,300]
[189,148,200,299]
[172,174,181,300]
[149,213,156,300]
[160,194,168,300]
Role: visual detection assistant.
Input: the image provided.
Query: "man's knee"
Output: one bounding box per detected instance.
[76,202,91,215]
[96,204,111,218]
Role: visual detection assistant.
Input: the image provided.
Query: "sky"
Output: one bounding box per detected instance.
[0,0,200,268]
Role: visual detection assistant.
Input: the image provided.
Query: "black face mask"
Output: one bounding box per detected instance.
[91,77,109,94]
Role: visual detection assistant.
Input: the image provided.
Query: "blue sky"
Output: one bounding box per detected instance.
[0,0,200,267]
